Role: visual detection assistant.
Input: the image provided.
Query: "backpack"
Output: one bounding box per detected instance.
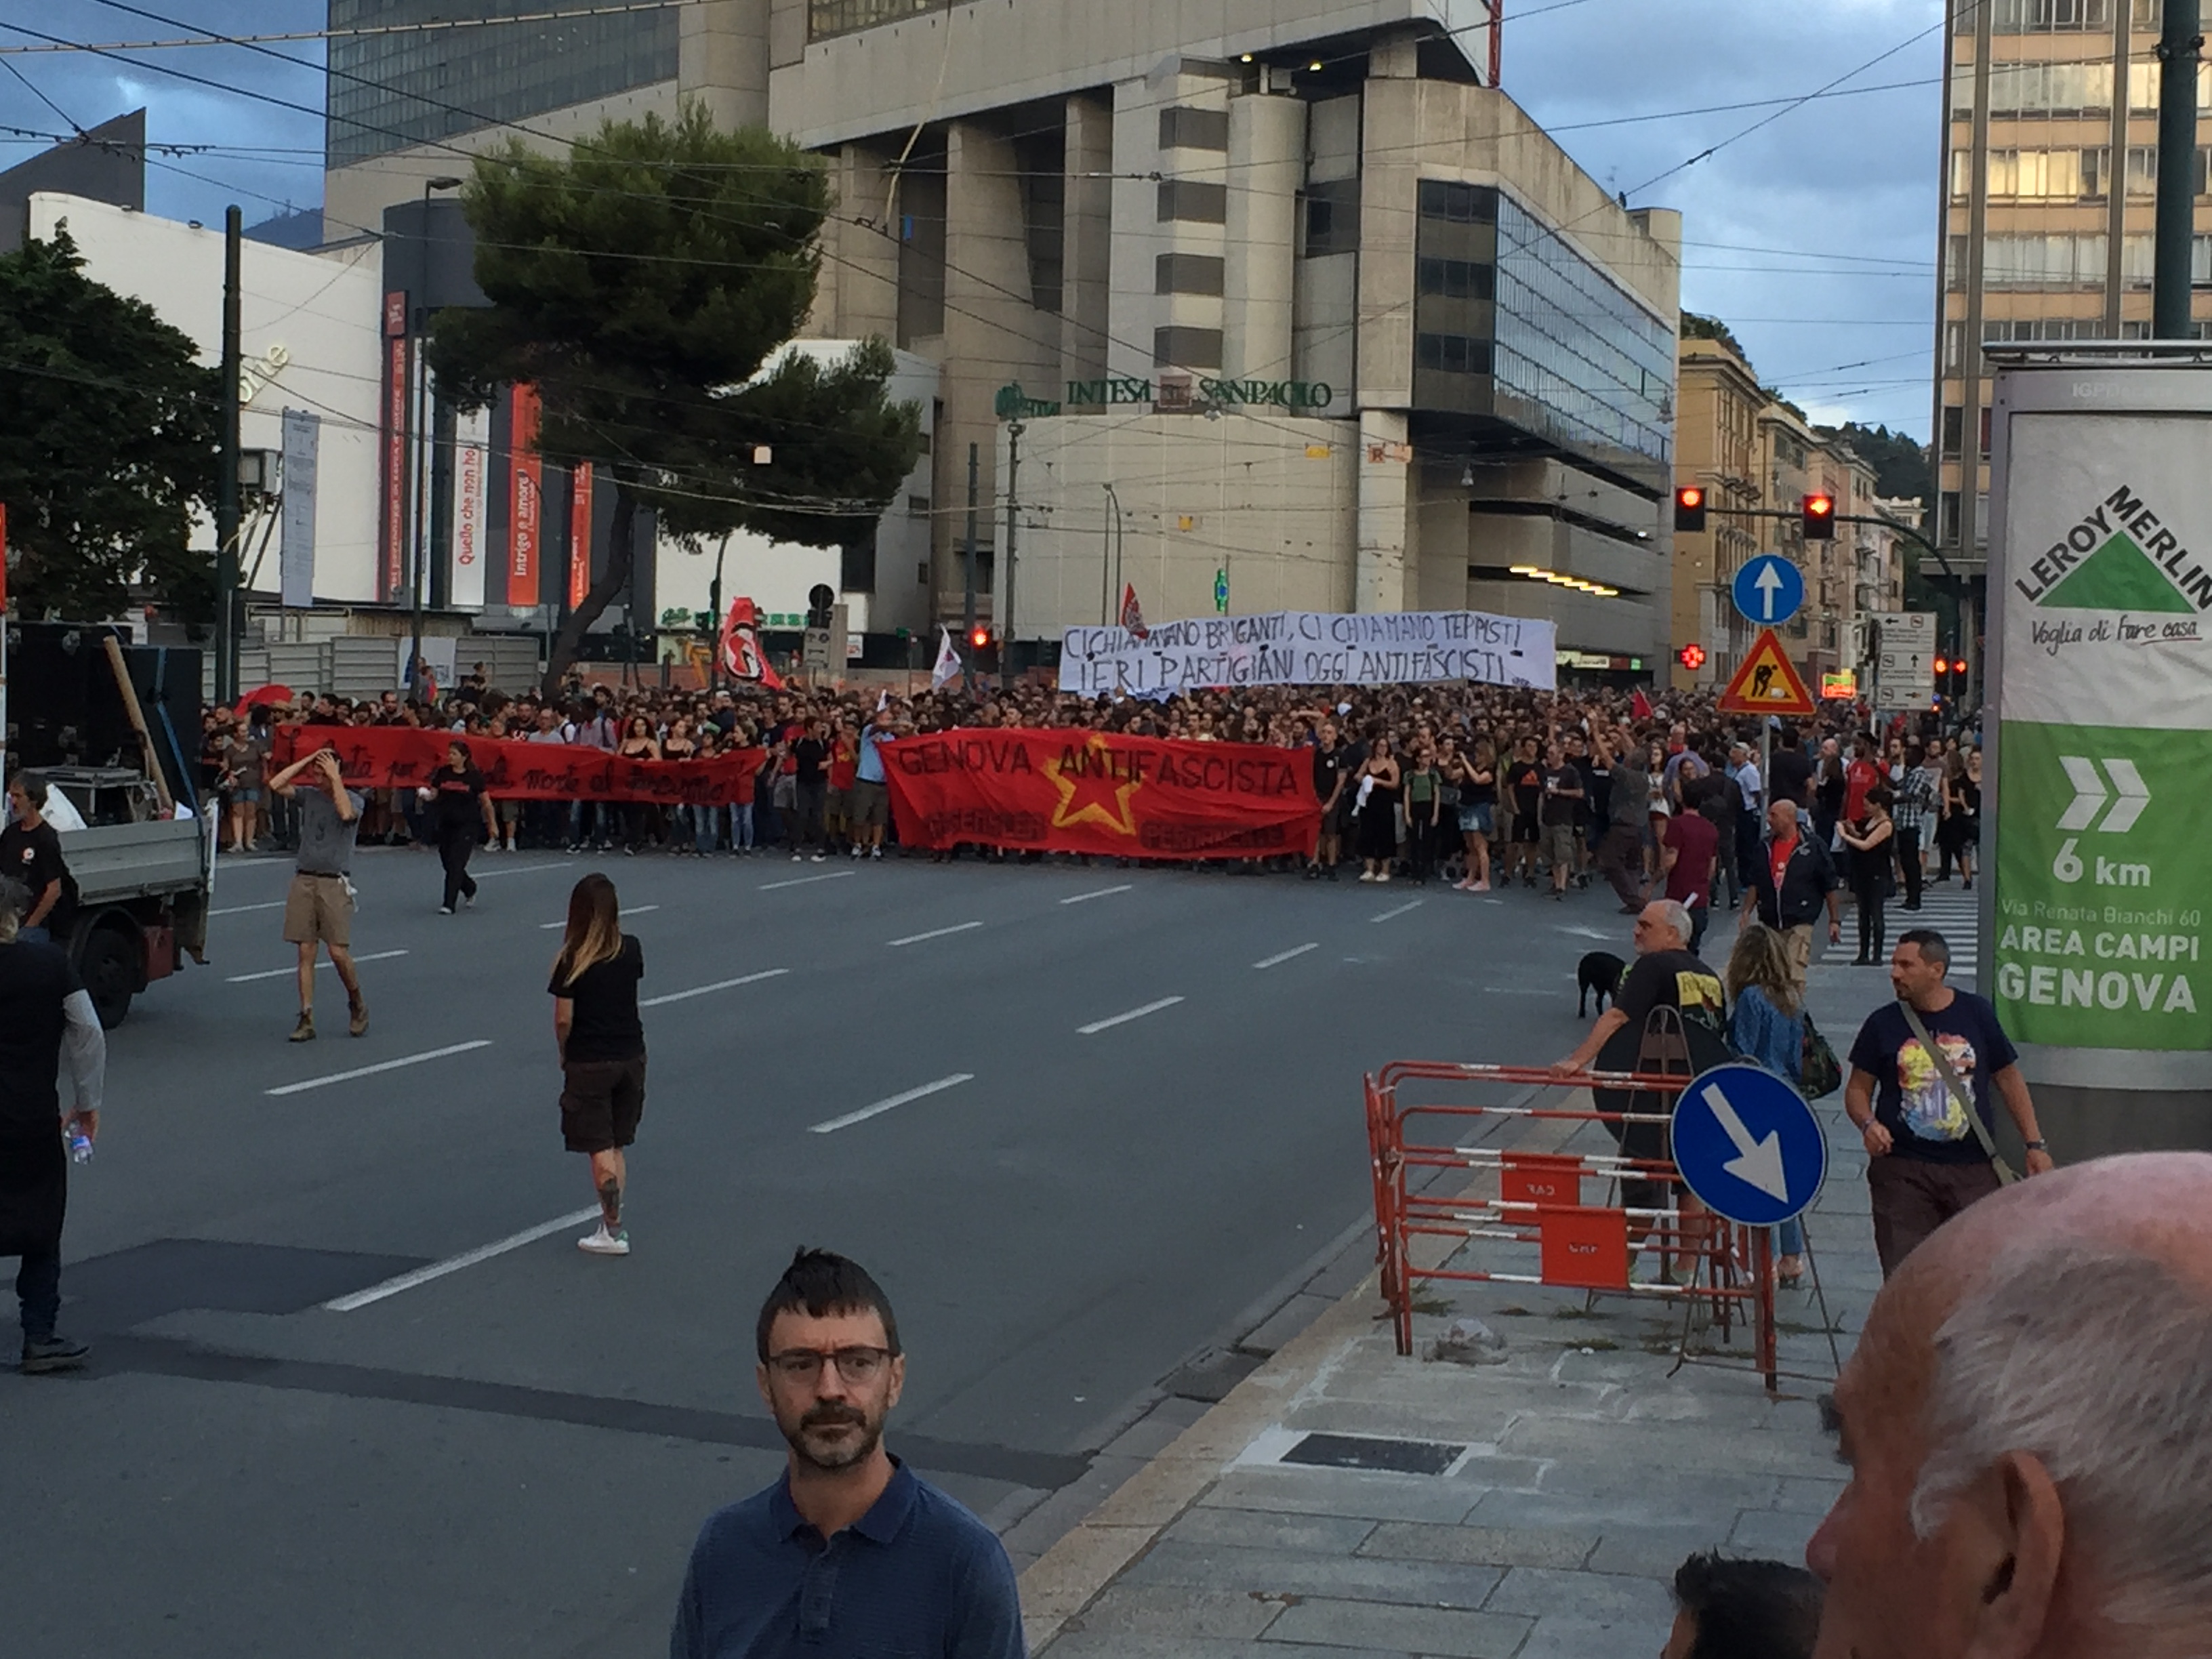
[1799,1010,1843,1099]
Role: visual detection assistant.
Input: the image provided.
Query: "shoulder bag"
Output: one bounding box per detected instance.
[1896,999,2018,1185]
[1798,1006,1843,1099]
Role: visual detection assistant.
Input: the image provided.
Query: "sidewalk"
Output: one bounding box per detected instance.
[1018,945,1895,1658]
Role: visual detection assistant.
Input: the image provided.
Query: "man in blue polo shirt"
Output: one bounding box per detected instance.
[670,1249,1023,1658]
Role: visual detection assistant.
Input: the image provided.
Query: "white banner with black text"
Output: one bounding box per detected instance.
[1058,609,1557,695]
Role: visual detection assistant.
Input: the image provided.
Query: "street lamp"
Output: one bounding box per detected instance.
[1101,483,1124,627]
[407,174,464,701]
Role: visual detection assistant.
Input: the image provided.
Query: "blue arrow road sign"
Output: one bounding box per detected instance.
[1732,554,1804,627]
[1671,1063,1828,1227]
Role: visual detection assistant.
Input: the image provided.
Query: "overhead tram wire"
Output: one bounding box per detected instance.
[7,9,1935,504]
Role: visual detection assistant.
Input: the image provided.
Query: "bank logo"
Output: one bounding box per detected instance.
[2015,483,2212,615]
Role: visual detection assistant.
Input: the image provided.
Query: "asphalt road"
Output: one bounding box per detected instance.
[3,842,1610,1658]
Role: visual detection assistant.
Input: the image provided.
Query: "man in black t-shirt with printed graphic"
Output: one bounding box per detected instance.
[1844,928,2053,1278]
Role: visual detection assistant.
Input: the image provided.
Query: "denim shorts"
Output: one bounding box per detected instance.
[1458,802,1494,836]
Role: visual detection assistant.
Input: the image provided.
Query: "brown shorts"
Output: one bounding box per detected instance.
[282,872,352,947]
[560,1054,647,1153]
[851,779,889,829]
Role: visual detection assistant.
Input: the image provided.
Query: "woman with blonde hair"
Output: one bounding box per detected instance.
[550,873,647,1256]
[1724,922,1809,1286]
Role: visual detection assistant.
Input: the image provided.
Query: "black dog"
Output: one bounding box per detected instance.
[1577,951,1626,1018]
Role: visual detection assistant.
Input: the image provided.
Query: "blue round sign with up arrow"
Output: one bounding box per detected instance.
[1732,554,1805,627]
[1672,1063,1828,1227]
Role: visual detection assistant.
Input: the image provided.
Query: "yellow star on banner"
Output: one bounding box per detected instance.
[1047,737,1143,836]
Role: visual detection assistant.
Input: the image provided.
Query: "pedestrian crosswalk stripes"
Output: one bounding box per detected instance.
[1820,884,1980,970]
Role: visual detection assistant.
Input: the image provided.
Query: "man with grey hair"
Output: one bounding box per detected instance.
[0,874,106,1373]
[1745,797,1841,995]
[1808,1152,2212,1658]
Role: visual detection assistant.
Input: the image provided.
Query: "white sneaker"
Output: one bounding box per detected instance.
[792,853,802,861]
[1358,870,1376,882]
[577,1223,630,1256]
[870,846,882,860]
[811,852,826,863]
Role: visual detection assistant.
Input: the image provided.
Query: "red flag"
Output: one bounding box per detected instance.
[1631,689,1653,720]
[1119,581,1149,640]
[718,596,784,689]
[567,463,594,609]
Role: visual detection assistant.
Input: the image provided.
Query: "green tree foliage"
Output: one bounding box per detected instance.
[0,226,220,621]
[1680,312,1748,361]
[426,105,923,694]
[1829,421,1932,510]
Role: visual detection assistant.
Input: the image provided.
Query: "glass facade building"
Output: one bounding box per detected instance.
[1413,180,1674,488]
[327,0,679,166]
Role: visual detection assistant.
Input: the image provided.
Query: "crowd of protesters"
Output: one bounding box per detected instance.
[192,663,1982,922]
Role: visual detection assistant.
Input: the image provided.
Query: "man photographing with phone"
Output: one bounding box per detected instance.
[268,744,367,1043]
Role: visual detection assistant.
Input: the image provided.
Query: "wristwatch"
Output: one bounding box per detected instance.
[2025,1139,2049,1152]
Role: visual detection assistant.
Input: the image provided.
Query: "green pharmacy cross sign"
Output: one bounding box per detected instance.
[1214,569,1229,613]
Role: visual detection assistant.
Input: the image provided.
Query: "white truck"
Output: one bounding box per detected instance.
[43,765,213,1027]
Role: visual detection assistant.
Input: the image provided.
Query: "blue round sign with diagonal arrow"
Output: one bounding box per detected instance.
[1672,1063,1828,1227]
[1732,554,1805,627]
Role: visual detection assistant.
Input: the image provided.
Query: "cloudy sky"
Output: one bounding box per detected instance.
[0,0,1945,438]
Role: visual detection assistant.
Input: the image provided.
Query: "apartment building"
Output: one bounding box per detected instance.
[323,1,1682,674]
[1936,0,2212,575]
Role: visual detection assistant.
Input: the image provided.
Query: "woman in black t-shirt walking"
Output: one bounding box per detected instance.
[550,874,647,1256]
[419,741,497,914]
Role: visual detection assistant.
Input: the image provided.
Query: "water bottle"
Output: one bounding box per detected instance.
[68,1128,94,1165]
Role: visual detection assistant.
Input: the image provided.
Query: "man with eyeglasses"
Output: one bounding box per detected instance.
[670,1248,1023,1657]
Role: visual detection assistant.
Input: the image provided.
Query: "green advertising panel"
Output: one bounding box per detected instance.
[1991,404,2212,1082]
[1992,721,2211,1052]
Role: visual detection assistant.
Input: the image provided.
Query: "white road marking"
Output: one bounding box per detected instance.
[539,904,660,930]
[266,1040,494,1097]
[1078,996,1185,1035]
[323,1206,604,1312]
[889,920,983,947]
[1371,899,1427,923]
[227,949,409,983]
[760,870,856,891]
[469,860,577,880]
[209,900,287,916]
[810,1073,976,1134]
[1060,884,1133,905]
[1253,942,1320,970]
[638,967,788,1007]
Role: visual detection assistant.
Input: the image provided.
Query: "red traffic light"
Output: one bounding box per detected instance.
[1678,485,1704,510]
[1802,493,1836,541]
[1673,485,1707,533]
[969,627,991,651]
[1678,643,1707,670]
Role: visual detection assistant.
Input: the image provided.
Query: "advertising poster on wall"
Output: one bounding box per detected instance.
[1990,409,2212,1082]
[569,462,594,609]
[507,383,542,608]
[279,407,318,609]
[450,401,489,609]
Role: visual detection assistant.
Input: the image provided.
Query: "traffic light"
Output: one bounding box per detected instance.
[1802,493,1836,541]
[806,581,836,630]
[1673,485,1707,534]
[1678,642,1707,672]
[968,626,991,652]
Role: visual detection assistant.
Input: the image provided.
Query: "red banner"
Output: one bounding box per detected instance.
[382,332,409,602]
[273,726,763,805]
[567,462,594,609]
[883,731,1319,859]
[508,384,542,607]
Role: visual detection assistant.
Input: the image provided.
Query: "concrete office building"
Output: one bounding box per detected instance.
[325,1,1681,675]
[1936,0,2212,583]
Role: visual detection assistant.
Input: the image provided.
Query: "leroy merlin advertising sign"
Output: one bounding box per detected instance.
[1991,404,2212,1078]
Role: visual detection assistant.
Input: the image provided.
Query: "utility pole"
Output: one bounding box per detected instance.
[214,205,243,703]
[1002,421,1023,689]
[962,442,978,693]
[1101,482,1122,628]
[2154,0,2203,339]
[708,533,730,693]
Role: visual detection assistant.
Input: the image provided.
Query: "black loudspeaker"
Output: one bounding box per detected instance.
[125,644,204,808]
[5,621,134,770]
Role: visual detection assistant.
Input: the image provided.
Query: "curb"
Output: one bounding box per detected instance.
[1015,1265,1380,1652]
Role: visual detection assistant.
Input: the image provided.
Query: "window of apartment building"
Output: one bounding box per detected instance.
[1954,146,2114,201]
[1949,232,2116,288]
[1014,131,1065,314]
[1302,178,1360,257]
[841,531,878,594]
[808,0,939,43]
[2125,144,2212,197]
[1158,106,1229,151]
[1417,256,1496,300]
[1155,252,1225,295]
[1981,0,2112,30]
[1418,180,1498,223]
[1154,325,1224,369]
[1940,404,1963,458]
[1415,333,1493,374]
[1157,179,1228,224]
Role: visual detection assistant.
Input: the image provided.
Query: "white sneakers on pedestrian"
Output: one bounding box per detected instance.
[577,1223,630,1256]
